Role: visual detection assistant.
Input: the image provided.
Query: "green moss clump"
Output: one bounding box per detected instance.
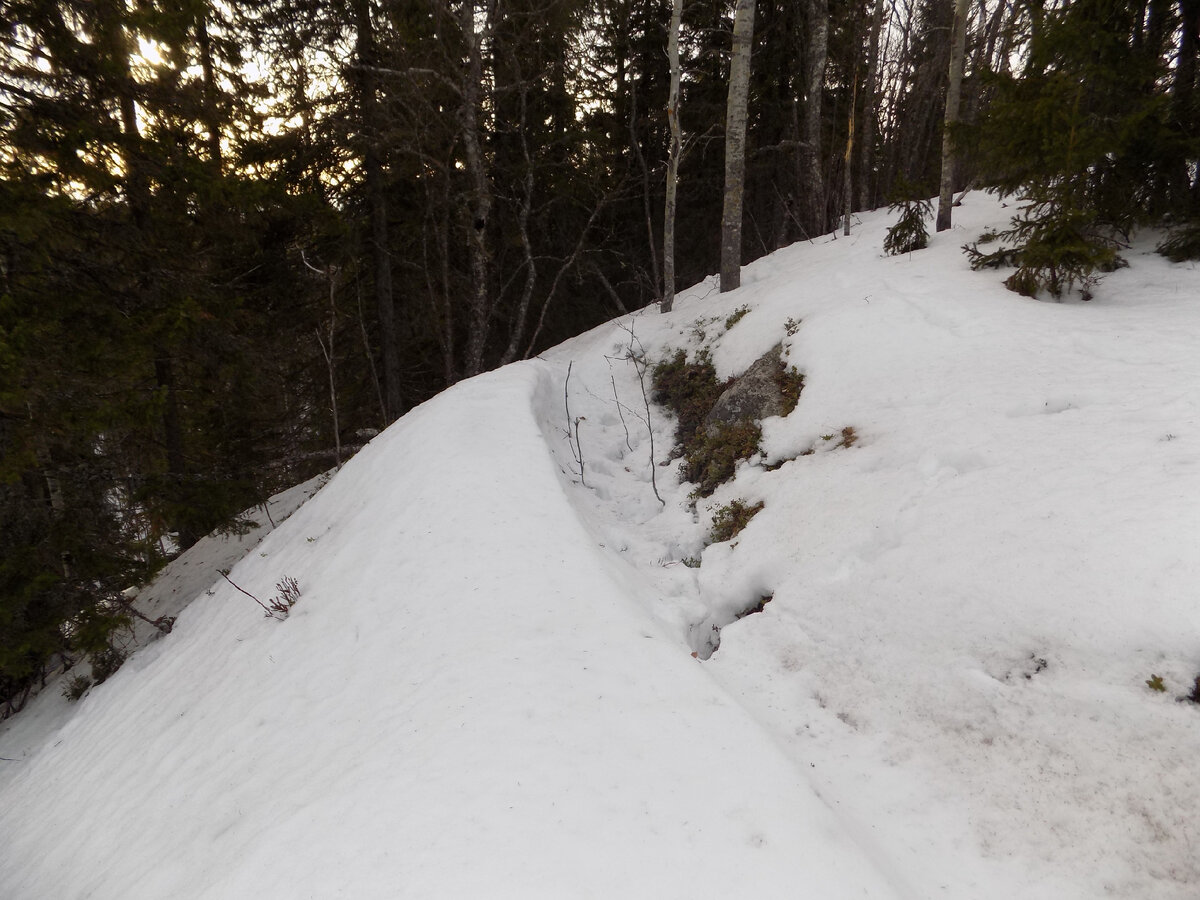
[651,348,764,497]
[724,305,750,330]
[652,349,724,458]
[709,499,764,543]
[682,421,762,498]
[777,362,804,415]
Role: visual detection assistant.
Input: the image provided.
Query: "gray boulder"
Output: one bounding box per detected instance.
[704,344,785,433]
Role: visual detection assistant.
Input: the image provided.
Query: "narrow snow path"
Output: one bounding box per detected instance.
[1,362,902,899]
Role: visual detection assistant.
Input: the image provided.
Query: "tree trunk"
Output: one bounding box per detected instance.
[353,0,402,421]
[720,0,757,293]
[858,0,886,211]
[459,0,494,378]
[937,0,971,232]
[663,0,683,311]
[843,72,855,236]
[803,0,829,236]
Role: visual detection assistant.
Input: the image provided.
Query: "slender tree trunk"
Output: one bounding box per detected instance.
[662,0,683,311]
[721,0,757,293]
[937,0,971,232]
[858,0,886,211]
[353,0,402,421]
[459,0,494,378]
[843,72,856,236]
[500,90,538,365]
[803,0,829,236]
[629,81,661,298]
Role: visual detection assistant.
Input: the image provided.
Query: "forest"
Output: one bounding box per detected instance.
[2,0,1198,715]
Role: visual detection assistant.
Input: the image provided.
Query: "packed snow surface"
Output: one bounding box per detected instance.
[3,197,1199,898]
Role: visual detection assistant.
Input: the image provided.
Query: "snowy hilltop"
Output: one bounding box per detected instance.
[2,196,1199,899]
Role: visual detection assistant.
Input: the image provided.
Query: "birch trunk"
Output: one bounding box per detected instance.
[720,0,757,293]
[937,0,971,232]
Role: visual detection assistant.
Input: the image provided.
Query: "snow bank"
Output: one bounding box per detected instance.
[0,364,898,898]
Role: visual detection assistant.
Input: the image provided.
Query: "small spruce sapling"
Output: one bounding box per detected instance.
[884,194,933,256]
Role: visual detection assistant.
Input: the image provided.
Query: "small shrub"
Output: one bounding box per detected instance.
[89,646,126,685]
[818,426,858,449]
[264,576,302,619]
[652,349,725,458]
[682,421,762,498]
[652,349,765,497]
[62,674,92,702]
[724,305,750,330]
[220,571,303,620]
[709,499,764,543]
[777,363,804,416]
[1157,224,1200,262]
[884,196,932,256]
[964,198,1124,300]
[681,556,702,569]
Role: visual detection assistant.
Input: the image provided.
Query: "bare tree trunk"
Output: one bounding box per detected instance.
[500,90,539,366]
[843,72,856,236]
[720,0,757,293]
[858,0,886,211]
[353,0,402,420]
[629,81,661,300]
[937,0,971,232]
[803,0,829,236]
[662,0,683,311]
[459,0,494,378]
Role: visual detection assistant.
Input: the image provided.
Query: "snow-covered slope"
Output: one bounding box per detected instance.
[3,197,1199,898]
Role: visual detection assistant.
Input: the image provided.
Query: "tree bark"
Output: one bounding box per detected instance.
[843,72,855,236]
[937,0,971,232]
[720,0,757,293]
[858,0,886,211]
[459,0,494,378]
[803,0,829,236]
[353,0,402,421]
[662,0,683,311]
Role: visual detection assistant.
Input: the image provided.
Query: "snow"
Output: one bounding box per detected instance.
[3,196,1200,898]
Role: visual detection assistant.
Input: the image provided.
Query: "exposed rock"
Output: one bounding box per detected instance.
[704,344,785,433]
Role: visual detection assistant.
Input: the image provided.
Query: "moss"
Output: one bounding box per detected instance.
[652,349,724,457]
[682,421,762,498]
[651,348,764,497]
[724,305,750,330]
[777,362,804,416]
[709,499,764,543]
